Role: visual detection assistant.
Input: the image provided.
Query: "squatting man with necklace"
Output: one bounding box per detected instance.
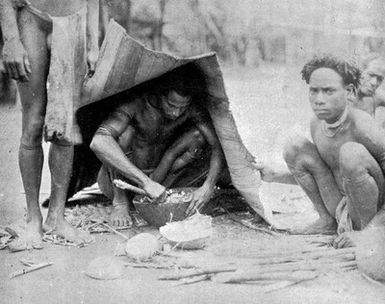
[280,55,385,248]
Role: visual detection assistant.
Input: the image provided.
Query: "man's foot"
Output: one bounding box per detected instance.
[289,218,337,235]
[9,220,43,252]
[110,203,133,227]
[44,218,93,245]
[25,220,44,249]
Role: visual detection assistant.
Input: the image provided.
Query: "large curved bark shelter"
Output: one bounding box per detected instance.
[73,20,272,224]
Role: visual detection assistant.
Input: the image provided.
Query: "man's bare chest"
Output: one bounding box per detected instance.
[313,127,355,170]
[133,113,189,143]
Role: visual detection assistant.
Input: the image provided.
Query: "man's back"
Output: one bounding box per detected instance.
[348,95,376,116]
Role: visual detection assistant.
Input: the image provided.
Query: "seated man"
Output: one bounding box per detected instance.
[90,67,224,226]
[283,55,385,248]
[349,54,385,116]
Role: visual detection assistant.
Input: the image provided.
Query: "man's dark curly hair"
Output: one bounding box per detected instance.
[301,55,361,89]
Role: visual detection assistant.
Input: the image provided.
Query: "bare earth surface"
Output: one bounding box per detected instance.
[1,66,385,303]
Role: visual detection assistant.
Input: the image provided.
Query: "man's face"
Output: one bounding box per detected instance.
[360,60,385,97]
[309,68,348,124]
[161,90,191,120]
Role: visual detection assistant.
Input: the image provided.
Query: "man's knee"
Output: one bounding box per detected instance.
[283,136,313,165]
[20,118,45,147]
[191,129,205,147]
[185,128,206,159]
[339,142,369,178]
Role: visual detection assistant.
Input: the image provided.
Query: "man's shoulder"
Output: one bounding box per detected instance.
[109,95,143,120]
[189,103,210,122]
[349,107,373,123]
[374,89,385,107]
[348,107,378,134]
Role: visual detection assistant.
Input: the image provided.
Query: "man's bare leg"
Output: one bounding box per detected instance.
[340,142,384,230]
[97,165,133,227]
[151,128,206,186]
[283,136,341,234]
[110,186,133,227]
[18,145,44,248]
[44,143,92,243]
[16,10,50,248]
[18,9,90,244]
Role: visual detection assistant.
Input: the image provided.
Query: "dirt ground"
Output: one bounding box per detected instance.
[1,65,385,304]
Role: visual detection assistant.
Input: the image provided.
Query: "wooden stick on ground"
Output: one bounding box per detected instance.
[172,274,211,286]
[250,260,357,274]
[237,246,355,260]
[10,262,53,279]
[249,251,356,266]
[159,265,237,280]
[102,223,129,240]
[124,262,173,270]
[228,214,280,237]
[263,276,319,293]
[212,270,319,284]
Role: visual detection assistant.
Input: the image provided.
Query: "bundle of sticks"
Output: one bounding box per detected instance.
[158,246,356,290]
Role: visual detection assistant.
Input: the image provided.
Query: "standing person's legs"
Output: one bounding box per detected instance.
[16,10,50,248]
[339,142,384,230]
[18,10,91,243]
[283,136,342,234]
[45,143,93,242]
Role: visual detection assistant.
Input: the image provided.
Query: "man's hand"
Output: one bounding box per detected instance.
[2,39,31,82]
[143,179,166,201]
[86,48,98,77]
[185,184,213,216]
[253,160,276,183]
[332,231,358,248]
[253,160,297,185]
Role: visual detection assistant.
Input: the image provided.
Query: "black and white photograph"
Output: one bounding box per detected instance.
[1,0,385,303]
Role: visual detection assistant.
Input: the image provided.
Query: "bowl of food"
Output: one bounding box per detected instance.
[133,187,195,227]
[159,212,213,250]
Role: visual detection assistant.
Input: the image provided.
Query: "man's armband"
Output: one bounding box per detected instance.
[95,125,120,140]
[12,0,27,9]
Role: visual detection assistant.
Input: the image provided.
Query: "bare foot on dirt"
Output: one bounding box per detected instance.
[25,220,44,249]
[110,203,133,227]
[9,220,43,251]
[289,218,337,235]
[44,218,93,244]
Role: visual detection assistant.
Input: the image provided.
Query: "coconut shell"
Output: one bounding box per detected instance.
[160,213,212,250]
[133,188,195,227]
[85,256,123,280]
[125,233,160,261]
[355,227,385,281]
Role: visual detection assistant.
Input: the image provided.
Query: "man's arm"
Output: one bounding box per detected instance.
[86,0,99,75]
[354,113,385,228]
[254,160,297,184]
[90,104,164,198]
[374,89,385,108]
[197,121,223,188]
[0,0,31,81]
[332,112,385,248]
[150,138,187,184]
[185,119,223,215]
[355,112,385,174]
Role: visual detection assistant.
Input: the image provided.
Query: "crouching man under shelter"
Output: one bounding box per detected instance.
[90,66,225,227]
[71,20,273,227]
[283,55,385,247]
